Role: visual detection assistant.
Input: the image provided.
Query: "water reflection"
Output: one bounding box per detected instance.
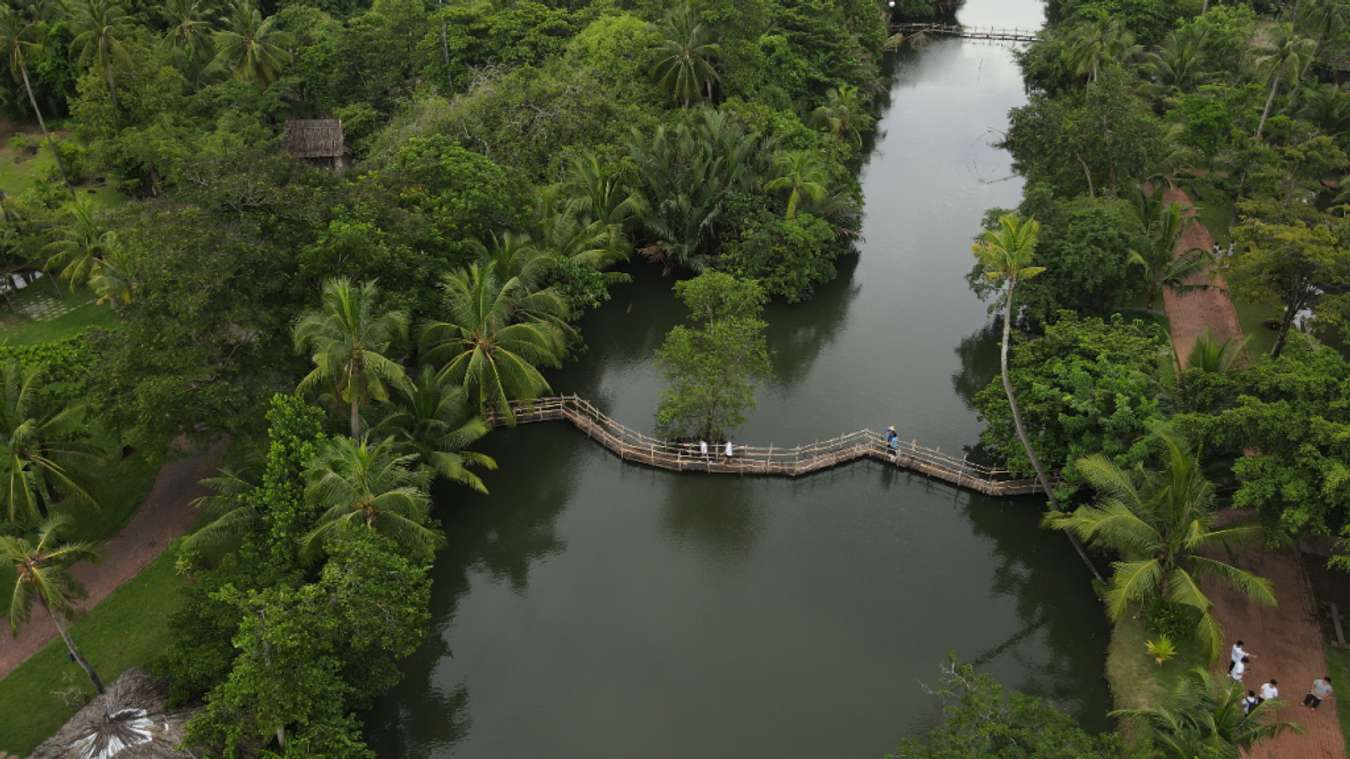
[660,475,765,567]
[765,252,861,387]
[950,321,1000,412]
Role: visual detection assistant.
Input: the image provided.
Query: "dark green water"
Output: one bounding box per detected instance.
[367,2,1110,756]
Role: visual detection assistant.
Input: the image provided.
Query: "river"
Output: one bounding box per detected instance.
[366,1,1110,756]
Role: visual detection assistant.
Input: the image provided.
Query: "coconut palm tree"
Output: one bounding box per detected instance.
[67,0,133,111]
[180,467,256,558]
[0,362,100,525]
[764,151,829,220]
[650,2,720,108]
[1112,667,1299,757]
[293,278,410,439]
[1127,189,1210,310]
[1186,331,1248,374]
[43,198,115,290]
[1254,24,1317,139]
[561,152,635,227]
[0,7,73,194]
[301,435,438,559]
[810,85,870,146]
[974,214,1104,583]
[375,366,497,493]
[2,515,104,692]
[1065,18,1142,83]
[160,0,215,79]
[87,245,135,305]
[420,264,566,424]
[1044,431,1276,659]
[1141,25,1213,100]
[212,0,290,87]
[1301,0,1350,60]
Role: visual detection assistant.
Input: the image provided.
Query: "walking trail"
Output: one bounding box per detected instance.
[0,444,223,680]
[1162,189,1344,758]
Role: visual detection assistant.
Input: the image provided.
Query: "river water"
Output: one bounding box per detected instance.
[367,1,1110,756]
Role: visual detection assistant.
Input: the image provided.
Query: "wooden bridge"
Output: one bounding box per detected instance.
[488,395,1045,497]
[891,23,1039,43]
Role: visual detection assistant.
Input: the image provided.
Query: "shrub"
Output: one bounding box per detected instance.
[1144,599,1197,643]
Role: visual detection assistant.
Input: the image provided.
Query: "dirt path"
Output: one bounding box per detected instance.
[1160,188,1244,368]
[1203,546,1346,759]
[0,444,224,679]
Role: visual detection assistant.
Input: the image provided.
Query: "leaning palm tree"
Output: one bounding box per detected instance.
[650,3,720,108]
[301,436,439,559]
[420,264,566,424]
[0,361,100,525]
[1254,24,1317,139]
[2,515,104,692]
[67,0,133,111]
[1045,431,1276,659]
[0,7,73,194]
[1065,18,1142,83]
[293,278,410,439]
[374,366,497,493]
[212,0,290,86]
[43,197,115,289]
[974,214,1104,583]
[764,151,829,220]
[1112,667,1299,757]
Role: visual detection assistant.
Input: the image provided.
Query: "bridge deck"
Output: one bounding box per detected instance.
[489,395,1044,497]
[891,23,1038,43]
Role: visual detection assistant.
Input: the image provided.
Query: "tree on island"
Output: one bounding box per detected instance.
[655,271,770,441]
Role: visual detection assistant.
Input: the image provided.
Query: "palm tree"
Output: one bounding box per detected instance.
[1141,25,1212,100]
[375,366,497,493]
[764,151,829,220]
[212,0,290,87]
[181,467,255,558]
[1254,24,1317,139]
[561,152,635,227]
[1112,668,1299,757]
[1302,0,1349,61]
[1044,431,1276,659]
[0,362,100,525]
[1127,188,1210,310]
[43,198,115,289]
[67,0,133,111]
[302,436,439,559]
[0,6,73,194]
[650,3,720,108]
[87,245,135,305]
[1065,18,1141,83]
[974,214,1104,583]
[160,0,215,65]
[2,515,104,692]
[293,278,410,439]
[810,85,869,146]
[1186,331,1248,374]
[420,264,566,424]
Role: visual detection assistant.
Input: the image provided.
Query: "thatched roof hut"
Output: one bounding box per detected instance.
[283,119,348,169]
[29,668,198,759]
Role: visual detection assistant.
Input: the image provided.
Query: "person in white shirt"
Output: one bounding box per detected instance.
[724,441,733,458]
[1230,656,1250,682]
[699,440,708,458]
[1228,641,1249,673]
[1242,690,1259,714]
[1303,676,1334,709]
[1259,680,1279,703]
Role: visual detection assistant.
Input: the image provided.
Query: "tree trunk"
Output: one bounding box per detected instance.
[51,613,104,694]
[438,0,451,91]
[19,63,75,198]
[1076,154,1095,197]
[350,393,361,439]
[1000,286,1105,584]
[104,64,120,114]
[1270,298,1300,359]
[1256,71,1281,139]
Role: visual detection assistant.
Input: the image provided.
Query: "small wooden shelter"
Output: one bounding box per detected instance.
[283,119,349,170]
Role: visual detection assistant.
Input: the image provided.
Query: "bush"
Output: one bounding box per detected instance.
[1144,599,1197,643]
[7,133,38,156]
[0,335,98,405]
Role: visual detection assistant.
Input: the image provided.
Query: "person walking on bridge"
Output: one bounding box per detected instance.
[886,425,899,460]
[724,441,734,458]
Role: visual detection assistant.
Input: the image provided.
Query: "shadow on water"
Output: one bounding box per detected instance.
[659,474,765,568]
[950,320,1000,412]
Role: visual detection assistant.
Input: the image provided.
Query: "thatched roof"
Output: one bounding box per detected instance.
[30,668,198,759]
[283,119,346,159]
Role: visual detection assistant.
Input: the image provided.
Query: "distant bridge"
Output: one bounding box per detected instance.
[891,23,1039,43]
[487,395,1045,497]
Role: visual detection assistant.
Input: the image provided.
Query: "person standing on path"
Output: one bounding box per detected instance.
[1243,690,1259,715]
[1260,679,1279,704]
[1229,640,1250,673]
[699,440,708,460]
[1303,676,1333,709]
[724,441,734,459]
[886,426,899,460]
[1231,656,1250,683]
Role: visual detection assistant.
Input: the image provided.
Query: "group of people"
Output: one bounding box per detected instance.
[696,440,735,459]
[1228,639,1334,714]
[1211,241,1237,259]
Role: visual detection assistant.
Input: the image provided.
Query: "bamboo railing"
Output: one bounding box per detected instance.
[487,395,1045,497]
[891,23,1039,43]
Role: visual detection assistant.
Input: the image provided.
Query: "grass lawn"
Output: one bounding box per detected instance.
[0,448,161,618]
[1106,614,1209,748]
[0,131,125,209]
[0,545,187,756]
[1185,179,1236,247]
[1234,300,1281,359]
[1327,645,1350,755]
[0,285,115,345]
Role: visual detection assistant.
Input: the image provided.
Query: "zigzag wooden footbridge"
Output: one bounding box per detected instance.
[891,23,1039,43]
[487,395,1044,497]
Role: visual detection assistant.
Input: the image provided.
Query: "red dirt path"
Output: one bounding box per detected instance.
[1161,188,1244,368]
[0,444,224,679]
